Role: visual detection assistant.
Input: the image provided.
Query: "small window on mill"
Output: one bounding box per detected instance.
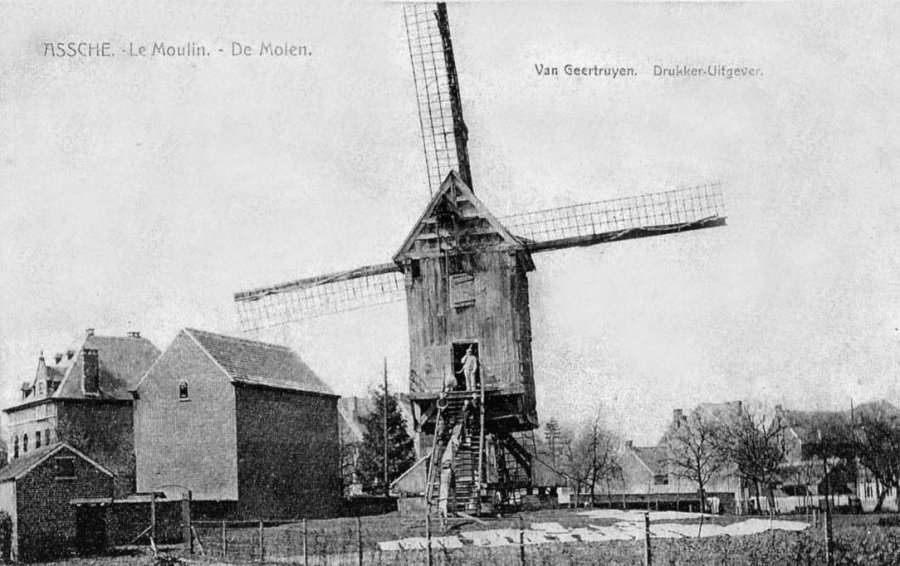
[179,381,189,400]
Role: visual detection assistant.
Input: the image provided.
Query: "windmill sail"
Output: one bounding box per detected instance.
[233,183,725,330]
[234,263,404,332]
[502,182,726,252]
[404,3,473,194]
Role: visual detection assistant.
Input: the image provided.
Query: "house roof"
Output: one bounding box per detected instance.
[630,445,668,476]
[9,334,160,410]
[53,334,161,400]
[782,409,852,444]
[0,443,113,482]
[184,328,334,396]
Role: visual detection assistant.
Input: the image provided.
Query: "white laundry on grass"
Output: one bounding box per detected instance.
[377,516,811,551]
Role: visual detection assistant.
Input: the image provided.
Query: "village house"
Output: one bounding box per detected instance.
[0,443,115,562]
[4,329,160,496]
[608,404,744,514]
[133,328,342,519]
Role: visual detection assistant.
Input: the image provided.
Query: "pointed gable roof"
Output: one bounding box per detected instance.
[630,445,669,476]
[184,328,335,396]
[393,171,523,262]
[0,443,113,482]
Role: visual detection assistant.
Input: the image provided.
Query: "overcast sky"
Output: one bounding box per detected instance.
[2,1,899,444]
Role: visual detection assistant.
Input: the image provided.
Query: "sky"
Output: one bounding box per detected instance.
[2,1,899,445]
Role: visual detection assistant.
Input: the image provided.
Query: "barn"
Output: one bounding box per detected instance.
[0,443,114,562]
[132,328,342,519]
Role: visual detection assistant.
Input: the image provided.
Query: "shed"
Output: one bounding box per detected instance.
[0,442,114,561]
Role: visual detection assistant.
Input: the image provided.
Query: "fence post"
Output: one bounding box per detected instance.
[425,510,432,566]
[258,519,264,562]
[357,516,363,566]
[303,518,308,566]
[643,512,652,566]
[518,516,526,566]
[221,520,226,559]
[183,491,193,554]
[150,492,157,543]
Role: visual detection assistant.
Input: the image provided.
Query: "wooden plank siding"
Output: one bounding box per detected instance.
[396,174,538,435]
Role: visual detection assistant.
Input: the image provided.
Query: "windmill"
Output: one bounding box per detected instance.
[233,3,726,515]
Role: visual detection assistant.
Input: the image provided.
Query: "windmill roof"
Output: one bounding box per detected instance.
[393,171,523,262]
[184,328,335,396]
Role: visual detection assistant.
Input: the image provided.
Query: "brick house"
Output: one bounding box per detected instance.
[4,329,160,496]
[0,443,114,562]
[133,328,342,519]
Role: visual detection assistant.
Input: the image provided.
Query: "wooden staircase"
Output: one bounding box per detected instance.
[426,391,487,514]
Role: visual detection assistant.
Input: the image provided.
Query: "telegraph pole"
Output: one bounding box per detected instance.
[383,357,389,497]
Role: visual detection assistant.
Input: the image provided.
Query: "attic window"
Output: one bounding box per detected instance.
[653,474,669,486]
[179,382,189,401]
[55,456,76,480]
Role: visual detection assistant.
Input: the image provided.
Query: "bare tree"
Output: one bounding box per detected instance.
[714,404,787,513]
[854,403,900,512]
[665,410,725,513]
[561,413,622,507]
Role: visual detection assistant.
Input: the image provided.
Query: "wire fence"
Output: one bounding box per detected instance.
[191,510,833,566]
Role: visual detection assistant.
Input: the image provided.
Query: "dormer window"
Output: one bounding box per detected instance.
[83,347,100,394]
[179,381,189,401]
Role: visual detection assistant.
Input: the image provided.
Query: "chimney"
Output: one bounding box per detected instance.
[625,440,633,450]
[85,328,95,337]
[82,347,100,394]
[128,331,141,338]
[54,353,63,364]
[673,409,683,421]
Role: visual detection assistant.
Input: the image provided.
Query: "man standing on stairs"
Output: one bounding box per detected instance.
[457,345,479,390]
[438,423,463,522]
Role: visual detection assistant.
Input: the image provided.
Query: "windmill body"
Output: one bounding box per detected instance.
[233,3,727,515]
[393,172,539,511]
